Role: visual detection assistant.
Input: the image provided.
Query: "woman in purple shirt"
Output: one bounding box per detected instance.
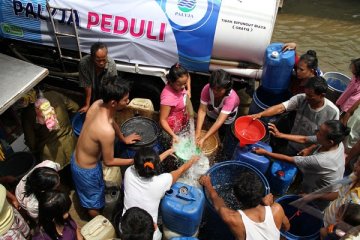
[32,190,83,240]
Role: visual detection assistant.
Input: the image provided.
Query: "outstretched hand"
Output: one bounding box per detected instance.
[11,198,20,210]
[172,135,179,144]
[268,123,282,138]
[196,138,205,149]
[282,42,297,52]
[199,175,212,188]
[297,146,313,156]
[341,112,350,126]
[262,193,274,206]
[189,155,200,165]
[249,113,262,120]
[79,105,90,113]
[252,147,267,155]
[124,133,142,144]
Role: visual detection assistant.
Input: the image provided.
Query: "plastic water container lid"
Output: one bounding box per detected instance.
[271,51,279,58]
[277,170,285,177]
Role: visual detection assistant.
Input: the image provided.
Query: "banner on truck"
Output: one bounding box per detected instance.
[0,0,221,71]
[0,0,278,71]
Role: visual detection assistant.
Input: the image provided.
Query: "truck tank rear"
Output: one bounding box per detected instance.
[0,0,279,73]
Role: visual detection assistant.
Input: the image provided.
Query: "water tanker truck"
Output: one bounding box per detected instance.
[0,0,280,109]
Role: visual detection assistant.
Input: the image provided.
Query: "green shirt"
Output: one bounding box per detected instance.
[78,55,118,102]
[21,91,79,168]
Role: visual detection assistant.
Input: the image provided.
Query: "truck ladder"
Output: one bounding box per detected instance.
[46,2,82,70]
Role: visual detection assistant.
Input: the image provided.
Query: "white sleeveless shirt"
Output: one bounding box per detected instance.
[238,206,280,240]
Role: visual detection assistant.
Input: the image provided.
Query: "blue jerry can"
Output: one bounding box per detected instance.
[161,182,205,236]
[268,161,298,195]
[261,42,295,94]
[232,141,272,174]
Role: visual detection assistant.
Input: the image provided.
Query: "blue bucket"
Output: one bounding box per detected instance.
[71,112,86,137]
[248,86,291,125]
[200,161,270,240]
[276,195,323,240]
[323,72,350,104]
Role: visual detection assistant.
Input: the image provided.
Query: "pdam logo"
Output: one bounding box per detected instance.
[178,0,196,13]
[166,0,209,28]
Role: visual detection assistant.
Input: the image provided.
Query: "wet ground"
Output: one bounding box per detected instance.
[272,0,360,75]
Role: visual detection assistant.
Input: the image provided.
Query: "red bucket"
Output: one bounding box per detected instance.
[234,116,266,147]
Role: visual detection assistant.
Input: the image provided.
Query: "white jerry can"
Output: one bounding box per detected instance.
[102,164,122,189]
[81,215,116,240]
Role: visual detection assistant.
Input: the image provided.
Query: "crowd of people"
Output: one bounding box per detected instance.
[1,40,360,240]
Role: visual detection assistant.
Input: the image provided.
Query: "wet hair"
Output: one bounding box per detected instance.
[134,147,161,178]
[37,190,72,240]
[121,207,155,240]
[209,69,233,95]
[166,63,189,84]
[90,42,108,57]
[341,203,360,226]
[233,171,265,210]
[351,58,360,78]
[24,167,60,200]
[323,120,350,144]
[299,50,318,74]
[304,76,328,95]
[100,76,130,103]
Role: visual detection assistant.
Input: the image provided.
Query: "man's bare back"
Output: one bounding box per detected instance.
[75,100,115,168]
[71,78,140,218]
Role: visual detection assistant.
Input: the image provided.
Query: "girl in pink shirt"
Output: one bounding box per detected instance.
[336,58,360,113]
[160,63,191,143]
[196,69,240,148]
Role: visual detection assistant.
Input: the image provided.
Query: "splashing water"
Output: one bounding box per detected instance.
[174,117,210,187]
[178,154,210,188]
[174,118,199,161]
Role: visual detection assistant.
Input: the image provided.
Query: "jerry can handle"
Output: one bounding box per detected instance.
[87,219,108,235]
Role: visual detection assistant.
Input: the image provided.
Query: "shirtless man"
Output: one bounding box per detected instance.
[71,77,141,217]
[199,172,290,240]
